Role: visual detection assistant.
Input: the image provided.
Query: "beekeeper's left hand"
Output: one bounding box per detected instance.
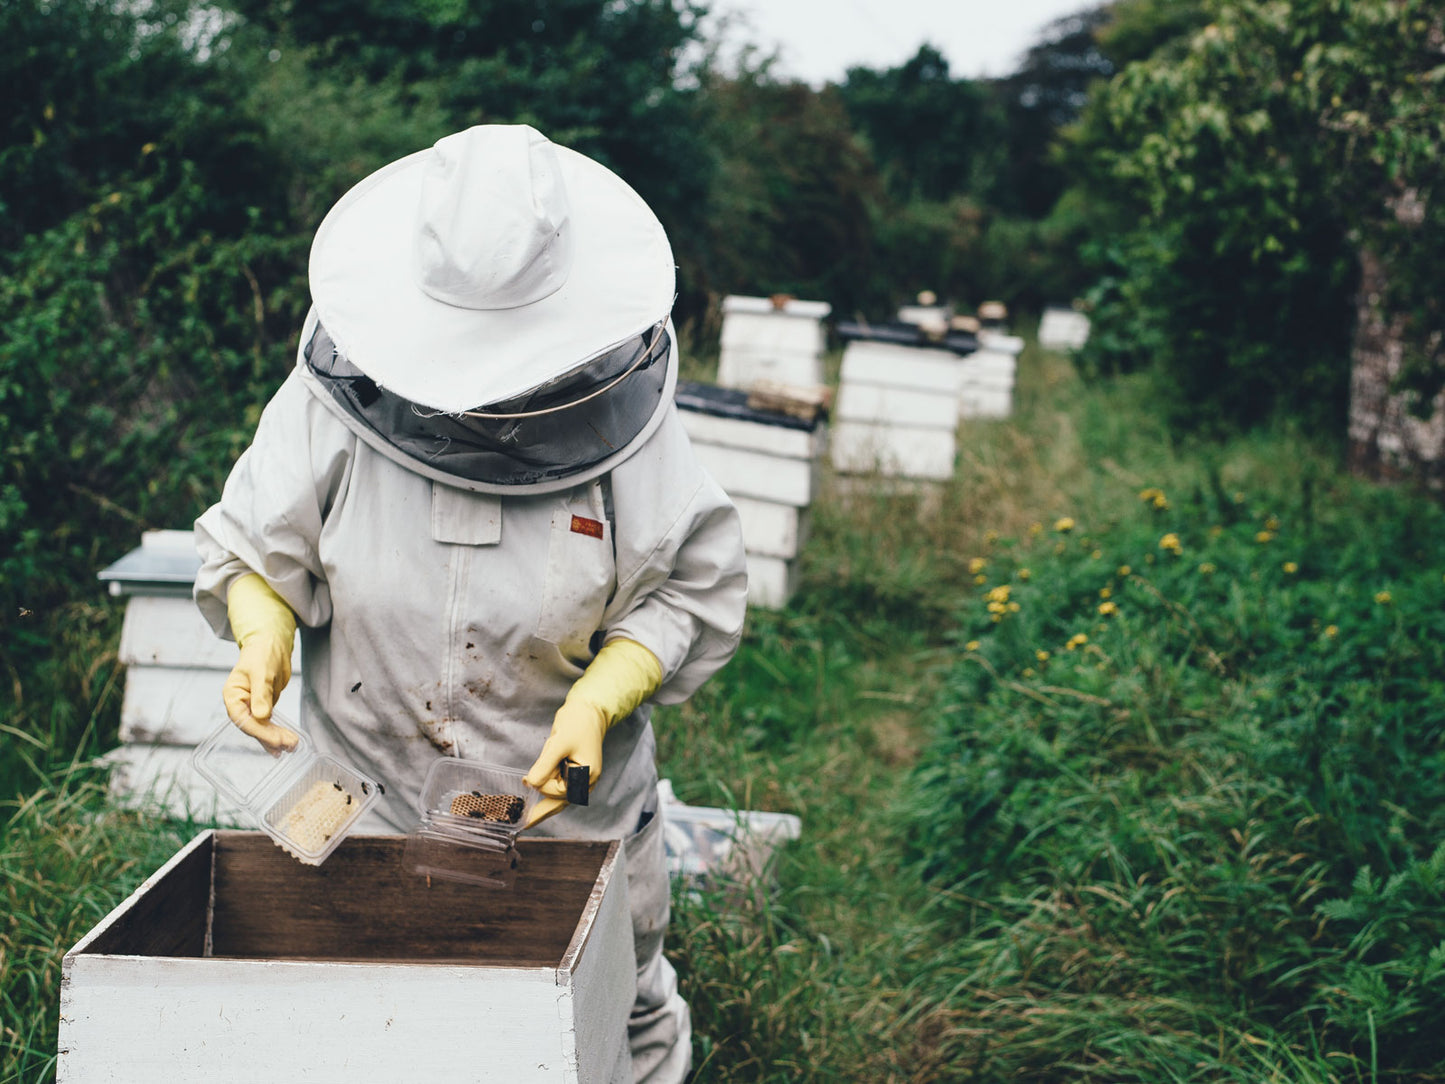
[524,638,662,826]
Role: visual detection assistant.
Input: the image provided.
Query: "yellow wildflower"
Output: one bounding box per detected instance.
[1022,667,1035,678]
[1091,549,1103,560]
[1099,587,1112,600]
[1008,601,1020,612]
[965,640,980,651]
[1117,565,1131,577]
[987,584,1011,603]
[1265,515,1280,531]
[984,530,999,544]
[1098,601,1118,616]
[1018,568,1031,581]
[1055,517,1075,533]
[1065,633,1088,650]
[1256,531,1274,544]
[974,574,986,585]
[1324,625,1339,638]
[1375,591,1393,605]
[1282,561,1298,574]
[987,601,1008,614]
[1029,522,1044,536]
[1036,650,1050,662]
[968,557,987,575]
[1199,562,1216,574]
[1159,533,1182,555]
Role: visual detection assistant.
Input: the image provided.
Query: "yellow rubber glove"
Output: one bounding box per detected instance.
[523,638,663,827]
[223,573,300,755]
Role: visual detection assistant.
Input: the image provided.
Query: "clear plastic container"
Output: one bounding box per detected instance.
[404,758,540,887]
[191,713,381,867]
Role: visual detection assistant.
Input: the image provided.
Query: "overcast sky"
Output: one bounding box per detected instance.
[702,0,1096,84]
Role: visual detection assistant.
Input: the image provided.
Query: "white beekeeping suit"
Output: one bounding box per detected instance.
[193,124,748,1084]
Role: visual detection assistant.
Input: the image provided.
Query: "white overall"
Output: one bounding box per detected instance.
[194,364,748,1082]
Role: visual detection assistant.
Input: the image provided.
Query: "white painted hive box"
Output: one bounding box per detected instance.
[1038,306,1091,351]
[833,340,961,481]
[957,348,1018,420]
[59,831,635,1083]
[676,381,826,609]
[97,530,301,819]
[717,294,830,391]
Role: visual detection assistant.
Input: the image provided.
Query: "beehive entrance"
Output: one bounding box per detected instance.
[78,832,613,968]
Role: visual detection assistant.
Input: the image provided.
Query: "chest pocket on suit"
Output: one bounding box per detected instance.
[536,479,616,656]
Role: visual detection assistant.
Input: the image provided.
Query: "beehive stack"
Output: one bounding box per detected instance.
[832,339,962,482]
[97,529,302,821]
[717,294,831,392]
[676,381,826,610]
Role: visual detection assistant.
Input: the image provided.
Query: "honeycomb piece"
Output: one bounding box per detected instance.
[277,778,357,856]
[450,791,524,824]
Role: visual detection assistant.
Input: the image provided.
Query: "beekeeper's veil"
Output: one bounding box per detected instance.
[299,124,677,494]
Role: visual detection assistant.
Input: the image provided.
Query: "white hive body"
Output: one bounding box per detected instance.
[1038,306,1091,351]
[676,381,826,610]
[97,530,302,823]
[832,340,964,482]
[717,295,831,392]
[957,348,1018,420]
[58,831,635,1083]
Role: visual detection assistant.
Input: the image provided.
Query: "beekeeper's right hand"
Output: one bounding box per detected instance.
[223,573,300,755]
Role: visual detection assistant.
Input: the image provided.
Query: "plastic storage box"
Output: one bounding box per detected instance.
[405,757,541,887]
[191,713,380,866]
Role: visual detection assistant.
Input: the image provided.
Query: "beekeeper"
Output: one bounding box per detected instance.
[192,123,748,1083]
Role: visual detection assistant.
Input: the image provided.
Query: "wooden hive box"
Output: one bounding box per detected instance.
[717,294,831,392]
[832,340,961,482]
[676,381,827,610]
[957,348,1018,420]
[1038,306,1091,352]
[58,832,635,1083]
[96,531,302,820]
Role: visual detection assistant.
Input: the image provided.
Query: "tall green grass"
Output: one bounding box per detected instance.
[4,336,1444,1081]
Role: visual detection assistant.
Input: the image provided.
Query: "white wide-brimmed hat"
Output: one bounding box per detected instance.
[308,124,676,413]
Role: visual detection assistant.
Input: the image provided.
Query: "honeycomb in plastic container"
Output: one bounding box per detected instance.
[276,779,358,856]
[450,791,524,824]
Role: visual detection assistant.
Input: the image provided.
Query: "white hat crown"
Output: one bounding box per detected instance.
[308,121,674,413]
[413,125,576,311]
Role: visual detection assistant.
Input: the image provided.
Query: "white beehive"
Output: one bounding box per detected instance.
[676,381,826,610]
[957,348,1018,420]
[831,340,961,481]
[717,295,831,392]
[97,530,301,821]
[58,831,635,1083]
[1038,306,1091,351]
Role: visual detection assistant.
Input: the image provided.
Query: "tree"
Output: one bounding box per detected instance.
[991,6,1118,218]
[685,71,886,319]
[1071,0,1444,439]
[837,45,1005,205]
[220,0,714,258]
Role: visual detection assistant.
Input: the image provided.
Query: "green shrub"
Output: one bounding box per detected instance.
[904,474,1445,1077]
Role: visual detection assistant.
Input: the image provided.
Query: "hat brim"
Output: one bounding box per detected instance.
[308,142,676,414]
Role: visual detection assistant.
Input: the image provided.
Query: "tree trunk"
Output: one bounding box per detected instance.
[1347,246,1445,487]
